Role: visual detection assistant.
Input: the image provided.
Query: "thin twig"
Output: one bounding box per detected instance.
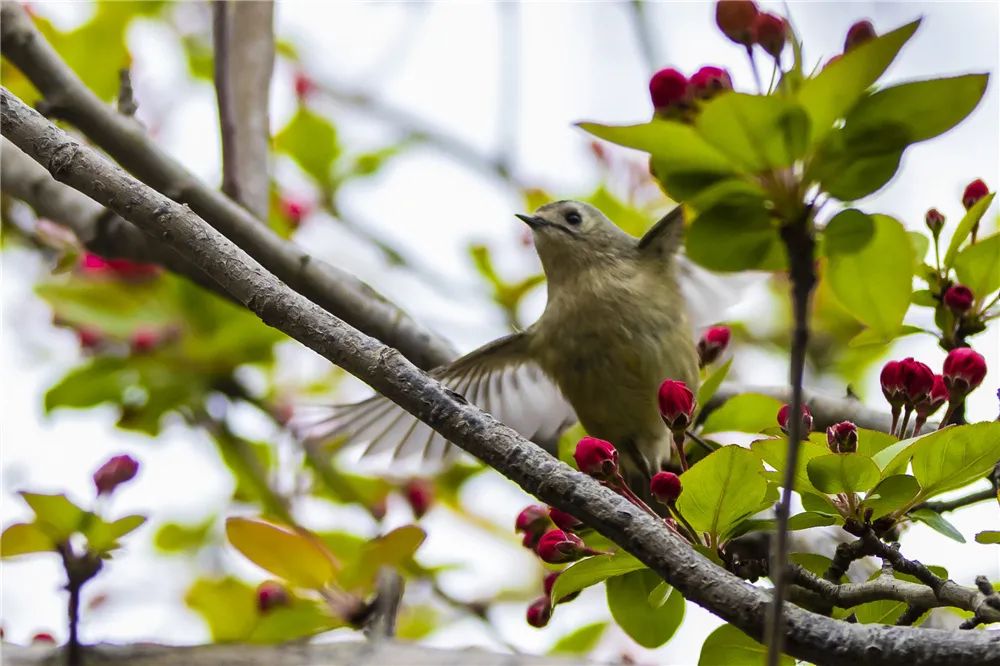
[912,487,996,514]
[628,0,660,73]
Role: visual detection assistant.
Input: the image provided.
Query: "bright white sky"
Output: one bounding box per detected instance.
[2,1,999,663]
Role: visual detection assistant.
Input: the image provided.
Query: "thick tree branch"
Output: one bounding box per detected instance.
[0,2,455,371]
[212,0,273,220]
[5,89,998,666]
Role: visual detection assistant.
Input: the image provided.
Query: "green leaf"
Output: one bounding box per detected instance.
[549,622,607,655]
[606,570,684,648]
[20,492,88,542]
[752,438,830,496]
[861,475,920,519]
[847,324,924,348]
[809,130,903,201]
[797,21,920,145]
[854,598,908,625]
[185,577,257,641]
[699,622,794,666]
[824,211,914,335]
[550,551,646,603]
[730,511,836,539]
[909,422,1000,500]
[396,604,441,640]
[154,517,215,554]
[338,525,426,592]
[84,514,147,553]
[686,203,785,272]
[677,446,768,541]
[578,120,738,173]
[909,508,965,543]
[801,492,842,517]
[944,193,996,267]
[695,359,732,420]
[702,394,785,434]
[855,428,899,459]
[954,233,1000,298]
[807,454,881,494]
[1,523,55,558]
[36,280,173,338]
[695,93,810,171]
[274,106,340,186]
[248,599,341,643]
[225,517,339,589]
[975,531,1000,544]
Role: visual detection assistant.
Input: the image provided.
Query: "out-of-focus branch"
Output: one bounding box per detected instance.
[914,487,996,514]
[0,3,456,371]
[5,88,999,666]
[212,0,273,220]
[628,1,660,73]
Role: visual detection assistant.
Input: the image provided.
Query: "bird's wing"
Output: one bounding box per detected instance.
[637,205,685,257]
[300,333,576,472]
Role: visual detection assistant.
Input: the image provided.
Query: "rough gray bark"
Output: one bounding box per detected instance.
[3,89,997,666]
[0,2,455,371]
[213,0,273,220]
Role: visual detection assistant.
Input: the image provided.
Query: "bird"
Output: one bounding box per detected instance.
[303,200,700,487]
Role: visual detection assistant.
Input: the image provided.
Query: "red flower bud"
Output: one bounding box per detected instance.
[31,632,57,644]
[294,71,316,100]
[81,253,159,280]
[573,437,619,480]
[716,0,760,46]
[881,358,935,408]
[543,570,580,604]
[689,66,733,100]
[522,531,541,549]
[649,68,691,114]
[943,348,987,400]
[403,479,434,519]
[256,580,291,613]
[844,20,877,52]
[369,497,387,521]
[658,380,695,432]
[825,421,858,454]
[526,596,551,627]
[536,529,588,564]
[93,454,139,496]
[515,504,550,535]
[130,327,160,354]
[548,507,583,532]
[697,325,731,366]
[962,179,989,210]
[280,197,311,226]
[753,13,787,59]
[777,403,813,436]
[925,208,945,236]
[76,326,103,350]
[650,471,682,503]
[943,284,975,314]
[916,375,948,418]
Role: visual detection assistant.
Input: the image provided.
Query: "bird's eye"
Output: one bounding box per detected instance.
[565,211,582,226]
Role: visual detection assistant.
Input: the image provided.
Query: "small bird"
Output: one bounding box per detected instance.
[306,201,700,485]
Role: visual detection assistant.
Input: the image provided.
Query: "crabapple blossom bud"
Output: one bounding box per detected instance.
[130,327,160,354]
[716,0,759,46]
[689,66,733,100]
[573,437,619,480]
[280,197,311,226]
[777,403,813,436]
[536,529,588,564]
[76,326,103,350]
[294,71,316,100]
[753,13,787,58]
[697,326,731,366]
[650,471,682,503]
[515,505,550,535]
[93,454,139,496]
[658,380,695,432]
[881,358,934,408]
[548,507,583,532]
[522,531,541,549]
[256,581,291,613]
[31,632,56,644]
[825,421,858,454]
[649,68,691,113]
[526,596,551,627]
[962,179,989,210]
[543,571,581,604]
[916,375,948,418]
[844,20,876,52]
[924,208,945,236]
[403,479,434,518]
[943,348,987,400]
[943,284,975,314]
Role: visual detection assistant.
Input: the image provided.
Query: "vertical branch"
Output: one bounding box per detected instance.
[766,214,817,666]
[212,0,274,220]
[628,0,660,73]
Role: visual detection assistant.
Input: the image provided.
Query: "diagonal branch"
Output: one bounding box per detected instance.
[0,2,455,371]
[5,88,999,666]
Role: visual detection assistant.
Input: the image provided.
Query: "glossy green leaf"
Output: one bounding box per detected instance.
[0,523,55,558]
[872,429,935,475]
[84,514,147,553]
[909,508,965,543]
[909,422,1000,500]
[695,359,732,421]
[20,492,87,542]
[338,525,426,592]
[702,394,785,435]
[809,130,903,201]
[549,622,607,655]
[677,446,768,540]
[801,492,841,517]
[226,517,339,589]
[855,428,899,459]
[825,211,914,335]
[807,454,881,494]
[861,475,920,519]
[797,21,920,145]
[686,204,785,273]
[944,193,996,267]
[185,577,257,641]
[752,438,830,496]
[975,531,1000,544]
[847,325,924,348]
[695,93,810,171]
[274,106,340,186]
[550,551,646,603]
[578,120,738,173]
[606,569,684,648]
[954,233,1000,298]
[699,622,794,666]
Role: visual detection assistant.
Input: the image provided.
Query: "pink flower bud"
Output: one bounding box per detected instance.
[280,197,311,226]
[650,471,682,503]
[943,348,987,400]
[689,66,733,100]
[925,208,945,236]
[649,68,691,113]
[881,358,935,408]
[825,421,858,454]
[943,284,975,314]
[294,71,316,101]
[403,479,434,519]
[76,326,103,350]
[31,631,57,644]
[256,581,291,613]
[573,437,619,480]
[515,505,550,535]
[753,13,787,58]
[526,596,551,628]
[916,375,948,418]
[548,507,583,532]
[543,570,580,604]
[130,327,160,354]
[93,454,139,496]
[80,253,159,280]
[844,20,876,52]
[962,179,989,210]
[536,529,589,564]
[697,326,731,366]
[522,531,541,550]
[658,380,695,432]
[777,403,813,436]
[715,0,760,46]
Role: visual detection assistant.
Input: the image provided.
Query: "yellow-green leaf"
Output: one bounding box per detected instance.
[226,517,339,589]
[1,523,55,558]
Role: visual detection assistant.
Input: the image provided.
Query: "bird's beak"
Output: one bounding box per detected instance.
[516,213,546,229]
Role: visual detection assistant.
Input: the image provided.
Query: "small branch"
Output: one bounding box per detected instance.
[115,69,137,117]
[56,543,102,666]
[912,487,996,514]
[365,568,404,641]
[627,1,660,73]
